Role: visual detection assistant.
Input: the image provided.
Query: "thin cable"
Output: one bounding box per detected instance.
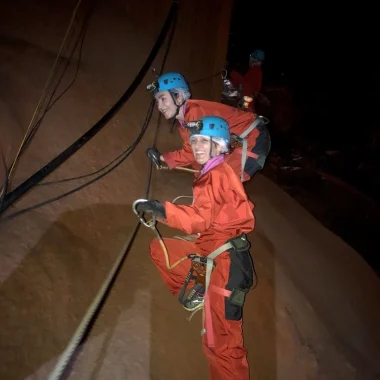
[47,221,141,380]
[39,7,176,191]
[21,1,96,154]
[19,11,87,153]
[0,0,93,210]
[38,98,155,186]
[46,4,179,377]
[144,7,177,197]
[1,101,155,222]
[0,0,177,215]
[35,13,212,189]
[0,2,94,217]
[6,0,83,185]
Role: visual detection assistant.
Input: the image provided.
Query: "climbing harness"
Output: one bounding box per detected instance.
[132,198,251,347]
[177,253,215,312]
[230,115,269,181]
[178,233,251,347]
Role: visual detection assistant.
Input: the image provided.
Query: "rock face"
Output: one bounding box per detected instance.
[1,1,380,379]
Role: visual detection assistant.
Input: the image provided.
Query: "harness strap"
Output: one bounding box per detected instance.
[202,241,233,346]
[239,117,262,139]
[241,139,248,181]
[209,285,231,298]
[237,117,263,181]
[233,147,259,160]
[174,234,249,347]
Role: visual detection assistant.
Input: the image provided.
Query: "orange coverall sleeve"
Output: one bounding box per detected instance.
[161,183,219,234]
[162,106,207,169]
[161,126,194,169]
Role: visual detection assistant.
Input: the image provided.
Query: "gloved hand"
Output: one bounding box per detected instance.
[136,200,166,219]
[146,147,162,169]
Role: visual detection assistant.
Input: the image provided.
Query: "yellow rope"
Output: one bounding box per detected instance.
[148,221,188,269]
[3,0,83,193]
[161,165,199,173]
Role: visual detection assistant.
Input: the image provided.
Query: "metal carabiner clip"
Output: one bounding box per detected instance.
[132,199,156,228]
[258,115,270,124]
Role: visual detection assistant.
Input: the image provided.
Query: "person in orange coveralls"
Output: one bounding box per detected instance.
[135,116,256,380]
[146,71,271,182]
[229,49,265,98]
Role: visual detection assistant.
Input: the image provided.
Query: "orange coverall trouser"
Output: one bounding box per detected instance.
[149,237,251,380]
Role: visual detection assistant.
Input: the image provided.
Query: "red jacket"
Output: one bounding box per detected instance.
[162,100,260,177]
[161,160,255,255]
[229,65,262,96]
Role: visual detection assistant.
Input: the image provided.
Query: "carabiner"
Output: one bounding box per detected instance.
[258,115,270,124]
[132,199,156,228]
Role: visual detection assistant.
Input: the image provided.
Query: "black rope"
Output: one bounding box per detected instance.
[0,0,179,216]
[46,3,180,377]
[38,2,176,192]
[144,3,178,198]
[0,0,96,213]
[21,0,97,155]
[1,101,155,222]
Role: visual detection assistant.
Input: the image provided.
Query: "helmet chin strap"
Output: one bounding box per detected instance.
[201,138,214,169]
[168,91,186,133]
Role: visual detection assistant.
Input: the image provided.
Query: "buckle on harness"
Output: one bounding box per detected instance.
[258,115,269,124]
[228,233,251,252]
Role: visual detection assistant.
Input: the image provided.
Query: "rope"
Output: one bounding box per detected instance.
[146,221,189,269]
[47,2,179,378]
[20,1,96,157]
[4,0,83,189]
[47,222,140,380]
[172,195,193,203]
[138,194,194,270]
[0,0,177,216]
[161,165,199,173]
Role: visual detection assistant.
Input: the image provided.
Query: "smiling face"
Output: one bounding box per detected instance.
[154,90,184,120]
[190,135,222,165]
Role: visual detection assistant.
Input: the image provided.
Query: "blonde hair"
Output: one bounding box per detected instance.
[190,135,229,153]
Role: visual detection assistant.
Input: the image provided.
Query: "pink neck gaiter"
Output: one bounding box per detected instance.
[200,154,225,176]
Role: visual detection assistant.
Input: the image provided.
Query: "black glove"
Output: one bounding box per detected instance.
[146,147,162,169]
[136,200,166,219]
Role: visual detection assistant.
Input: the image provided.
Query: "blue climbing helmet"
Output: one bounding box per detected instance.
[250,49,265,61]
[147,72,189,93]
[187,116,230,146]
